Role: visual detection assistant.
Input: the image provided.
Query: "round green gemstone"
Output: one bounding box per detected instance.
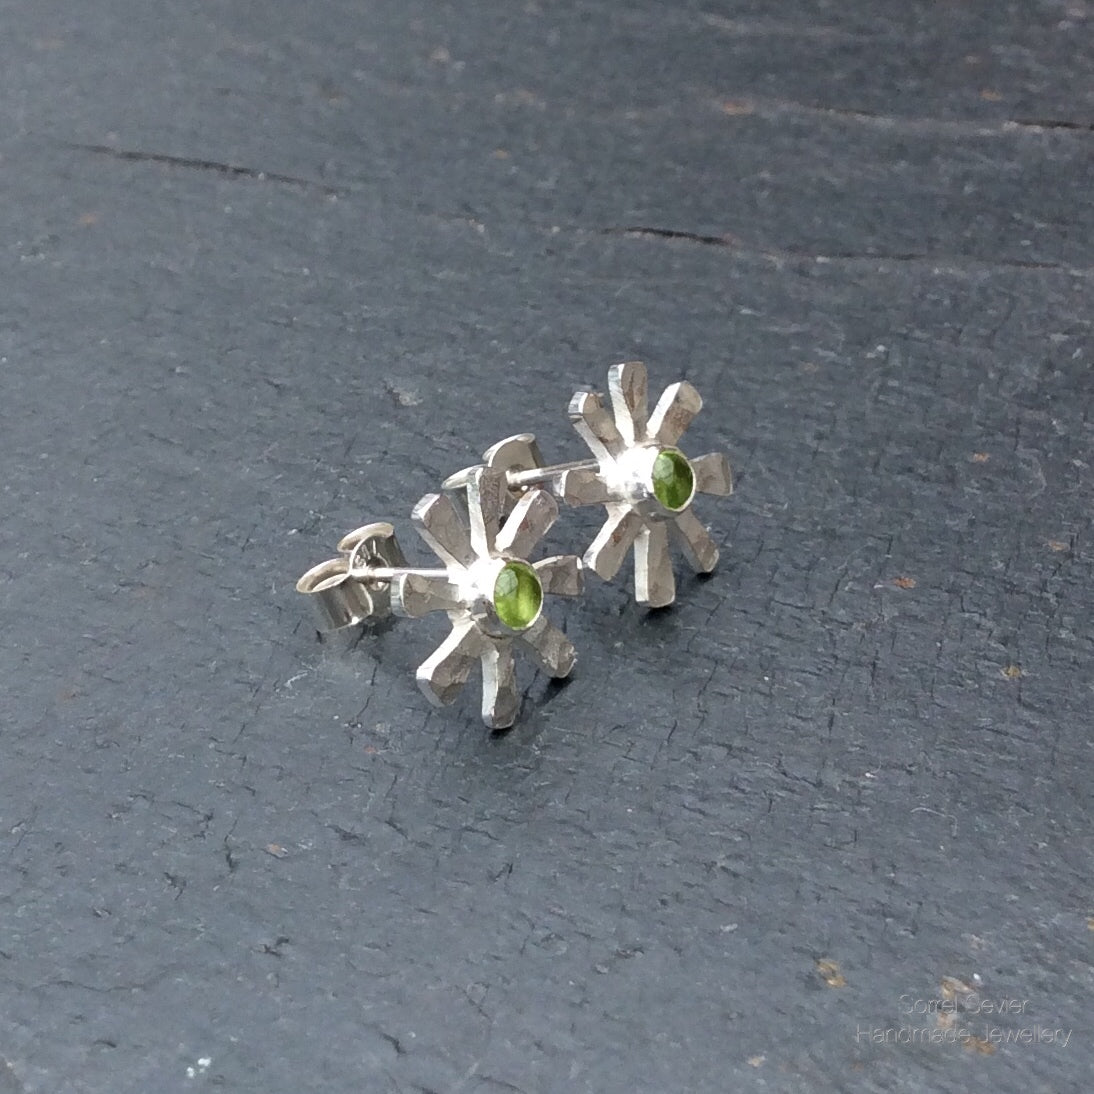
[493,560,543,630]
[651,448,694,511]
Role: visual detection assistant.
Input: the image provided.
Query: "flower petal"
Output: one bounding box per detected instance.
[416,620,484,706]
[558,468,611,506]
[518,615,577,678]
[495,487,558,559]
[482,432,545,512]
[411,493,475,568]
[482,431,544,474]
[635,521,676,607]
[647,381,702,447]
[568,389,623,462]
[532,554,584,597]
[481,641,521,728]
[671,507,719,573]
[463,466,507,557]
[392,572,464,618]
[583,505,643,580]
[690,451,733,497]
[608,360,649,444]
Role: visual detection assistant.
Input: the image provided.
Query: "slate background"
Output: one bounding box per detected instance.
[2,1,1092,1091]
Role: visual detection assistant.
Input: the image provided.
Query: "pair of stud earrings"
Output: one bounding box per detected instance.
[296,361,733,729]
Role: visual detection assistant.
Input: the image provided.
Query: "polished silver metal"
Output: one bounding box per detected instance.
[399,468,582,728]
[296,522,410,629]
[444,435,610,511]
[296,471,583,730]
[297,359,730,730]
[470,361,732,608]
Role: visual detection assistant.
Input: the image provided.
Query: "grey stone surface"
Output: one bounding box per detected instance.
[1,1,1091,1091]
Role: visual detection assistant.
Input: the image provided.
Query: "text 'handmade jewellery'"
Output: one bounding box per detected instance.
[296,360,732,728]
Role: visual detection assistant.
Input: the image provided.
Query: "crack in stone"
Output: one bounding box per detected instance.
[717,97,1094,139]
[68,143,342,196]
[598,226,1092,275]
[1011,116,1094,133]
[601,225,735,247]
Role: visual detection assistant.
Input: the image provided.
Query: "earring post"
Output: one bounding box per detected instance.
[506,458,600,489]
[351,565,449,583]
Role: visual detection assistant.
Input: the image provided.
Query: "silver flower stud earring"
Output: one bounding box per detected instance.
[296,359,732,728]
[479,361,732,607]
[297,468,582,729]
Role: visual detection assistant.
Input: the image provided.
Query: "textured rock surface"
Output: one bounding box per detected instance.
[1,1,1091,1091]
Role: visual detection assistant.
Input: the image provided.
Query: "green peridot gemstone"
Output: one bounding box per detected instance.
[651,448,694,511]
[493,560,543,630]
